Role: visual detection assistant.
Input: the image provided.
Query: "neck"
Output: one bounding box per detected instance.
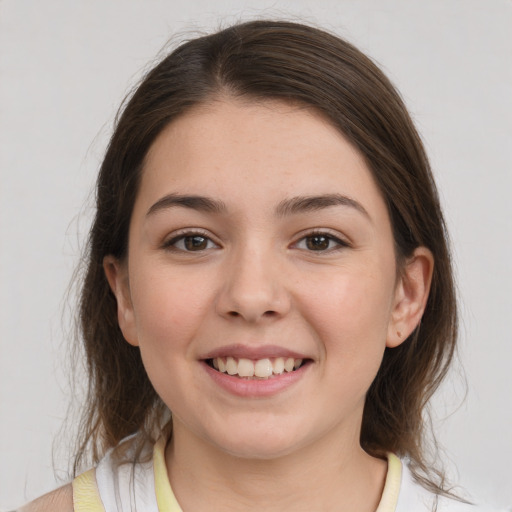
[165,419,387,512]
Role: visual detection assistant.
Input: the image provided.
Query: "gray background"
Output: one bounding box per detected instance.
[1,0,511,509]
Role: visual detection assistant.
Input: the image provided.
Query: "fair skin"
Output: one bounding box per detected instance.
[19,484,73,512]
[22,98,432,511]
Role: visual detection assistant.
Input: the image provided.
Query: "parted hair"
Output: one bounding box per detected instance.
[75,19,457,492]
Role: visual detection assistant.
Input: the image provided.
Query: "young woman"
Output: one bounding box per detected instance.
[20,20,502,512]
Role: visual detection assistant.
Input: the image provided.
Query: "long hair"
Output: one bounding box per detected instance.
[74,20,457,492]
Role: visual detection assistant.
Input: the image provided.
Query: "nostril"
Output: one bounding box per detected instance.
[225,310,277,320]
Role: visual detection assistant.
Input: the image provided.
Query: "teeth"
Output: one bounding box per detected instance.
[284,357,295,372]
[273,357,285,375]
[238,358,255,377]
[254,358,272,378]
[226,357,238,375]
[211,356,304,379]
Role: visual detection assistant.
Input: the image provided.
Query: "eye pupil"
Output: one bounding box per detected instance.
[185,236,208,251]
[306,235,329,251]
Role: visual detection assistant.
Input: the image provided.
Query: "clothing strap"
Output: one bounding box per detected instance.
[376,453,402,512]
[153,437,183,512]
[72,469,106,512]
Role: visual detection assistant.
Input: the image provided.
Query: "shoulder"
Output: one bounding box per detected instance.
[17,483,73,512]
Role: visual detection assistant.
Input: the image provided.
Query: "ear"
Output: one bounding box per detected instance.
[103,255,139,346]
[387,247,434,348]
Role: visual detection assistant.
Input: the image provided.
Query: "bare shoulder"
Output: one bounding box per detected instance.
[17,483,73,512]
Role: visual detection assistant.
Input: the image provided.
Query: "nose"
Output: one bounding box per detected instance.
[215,244,291,323]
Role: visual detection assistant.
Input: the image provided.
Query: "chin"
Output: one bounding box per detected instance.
[206,425,308,461]
[221,441,298,461]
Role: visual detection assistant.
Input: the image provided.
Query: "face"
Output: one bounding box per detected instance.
[106,99,423,461]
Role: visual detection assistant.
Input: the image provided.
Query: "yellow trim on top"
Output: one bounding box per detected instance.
[72,468,106,512]
[375,453,402,512]
[153,437,183,512]
[72,441,402,512]
[152,440,402,512]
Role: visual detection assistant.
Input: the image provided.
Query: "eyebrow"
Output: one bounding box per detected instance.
[275,194,370,219]
[146,192,370,220]
[147,193,227,216]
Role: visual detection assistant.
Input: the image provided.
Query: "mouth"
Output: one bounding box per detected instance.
[205,356,310,380]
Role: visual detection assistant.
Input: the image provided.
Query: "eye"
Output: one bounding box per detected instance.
[164,232,218,252]
[295,232,348,252]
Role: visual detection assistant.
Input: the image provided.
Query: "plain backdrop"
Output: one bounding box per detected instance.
[1,0,511,509]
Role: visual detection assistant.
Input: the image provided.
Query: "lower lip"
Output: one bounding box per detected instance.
[202,361,309,398]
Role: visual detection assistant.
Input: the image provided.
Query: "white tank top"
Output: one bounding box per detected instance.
[72,438,501,512]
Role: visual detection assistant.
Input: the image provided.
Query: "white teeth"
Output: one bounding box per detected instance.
[284,357,295,372]
[211,356,305,379]
[226,357,238,375]
[273,357,285,375]
[238,358,255,377]
[254,358,272,378]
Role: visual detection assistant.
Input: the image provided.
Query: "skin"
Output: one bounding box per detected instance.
[19,484,73,512]
[23,98,433,511]
[106,98,433,511]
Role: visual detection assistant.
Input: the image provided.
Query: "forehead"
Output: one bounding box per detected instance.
[138,98,386,217]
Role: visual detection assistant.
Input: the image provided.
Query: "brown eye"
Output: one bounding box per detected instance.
[165,233,218,252]
[184,235,209,251]
[294,232,348,253]
[305,235,330,251]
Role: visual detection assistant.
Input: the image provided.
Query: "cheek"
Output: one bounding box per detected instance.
[302,264,395,359]
[129,268,214,353]
[127,268,215,409]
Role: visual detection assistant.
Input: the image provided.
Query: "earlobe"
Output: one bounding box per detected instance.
[103,255,139,346]
[387,247,434,348]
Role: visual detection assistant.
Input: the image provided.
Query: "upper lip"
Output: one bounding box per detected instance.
[200,344,310,361]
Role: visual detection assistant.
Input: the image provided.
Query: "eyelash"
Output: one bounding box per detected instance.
[162,229,349,254]
[162,230,219,252]
[293,230,350,253]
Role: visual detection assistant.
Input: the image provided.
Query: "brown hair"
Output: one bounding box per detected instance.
[74,20,457,491]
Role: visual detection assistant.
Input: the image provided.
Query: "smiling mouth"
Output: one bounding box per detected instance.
[205,357,309,380]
